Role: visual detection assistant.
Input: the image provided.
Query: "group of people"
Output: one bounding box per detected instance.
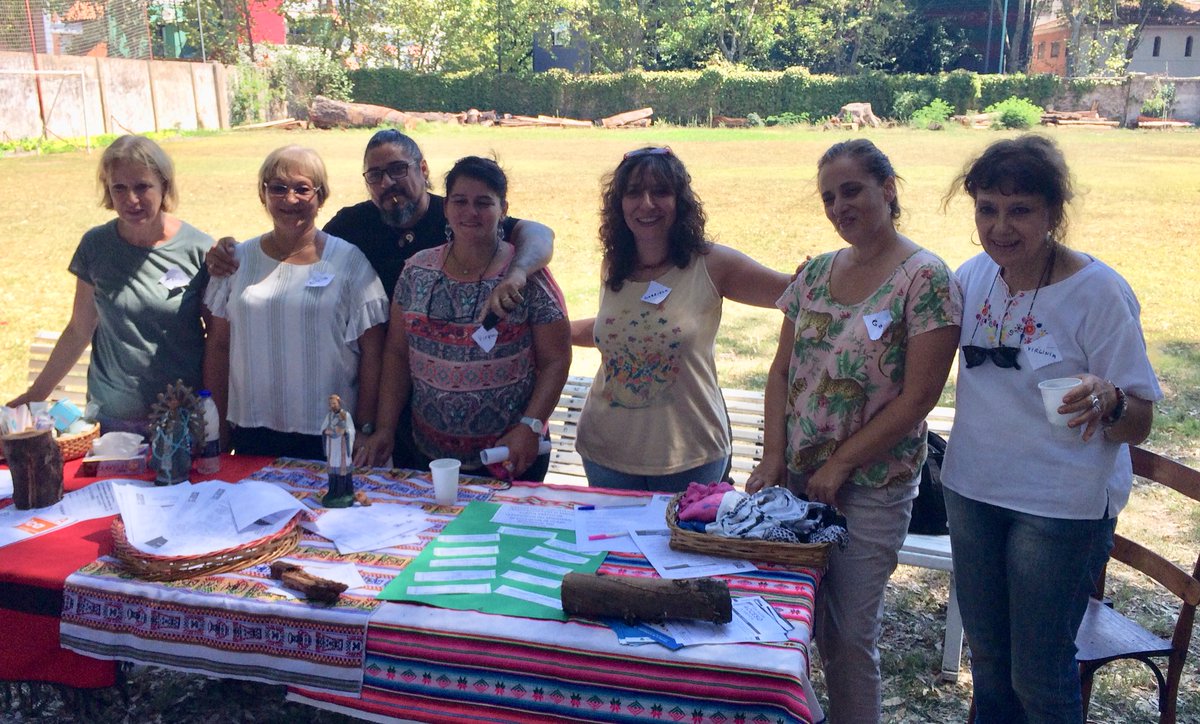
[10,129,1160,724]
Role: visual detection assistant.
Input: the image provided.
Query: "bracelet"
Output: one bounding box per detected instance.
[1101,383,1127,426]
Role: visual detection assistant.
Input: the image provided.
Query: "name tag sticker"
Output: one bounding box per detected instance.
[158,268,191,290]
[1023,333,1062,370]
[863,309,893,341]
[641,281,671,305]
[472,325,498,352]
[306,271,334,288]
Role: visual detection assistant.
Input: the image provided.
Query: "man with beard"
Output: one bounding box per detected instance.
[206,129,555,467]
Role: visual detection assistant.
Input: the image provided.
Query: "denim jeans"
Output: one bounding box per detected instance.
[581,456,731,493]
[944,487,1112,724]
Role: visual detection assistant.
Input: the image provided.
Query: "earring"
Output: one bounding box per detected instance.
[970,229,981,246]
[496,223,506,244]
[444,223,453,243]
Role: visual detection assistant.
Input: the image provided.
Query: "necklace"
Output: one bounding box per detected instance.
[969,243,1057,347]
[446,239,500,277]
[263,231,318,262]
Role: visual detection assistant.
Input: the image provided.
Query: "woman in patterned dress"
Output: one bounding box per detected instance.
[571,147,792,492]
[360,157,570,480]
[746,139,962,724]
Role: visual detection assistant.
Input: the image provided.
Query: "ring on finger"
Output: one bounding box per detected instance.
[1089,394,1102,412]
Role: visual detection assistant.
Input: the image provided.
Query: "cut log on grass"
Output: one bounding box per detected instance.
[712,115,749,128]
[561,572,732,624]
[232,118,304,131]
[839,102,881,128]
[601,107,654,128]
[1,429,64,510]
[308,96,414,130]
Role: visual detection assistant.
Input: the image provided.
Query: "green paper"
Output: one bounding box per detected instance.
[377,501,604,620]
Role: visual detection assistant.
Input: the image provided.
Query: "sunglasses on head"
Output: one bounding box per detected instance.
[961,344,1021,370]
[623,146,673,160]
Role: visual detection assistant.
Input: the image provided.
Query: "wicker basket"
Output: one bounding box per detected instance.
[110,514,301,582]
[57,422,101,461]
[666,493,831,570]
[0,422,99,463]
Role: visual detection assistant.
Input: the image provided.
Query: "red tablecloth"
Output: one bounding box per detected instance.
[0,454,271,687]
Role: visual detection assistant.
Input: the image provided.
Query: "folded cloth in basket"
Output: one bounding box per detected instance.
[678,481,735,522]
[707,487,849,548]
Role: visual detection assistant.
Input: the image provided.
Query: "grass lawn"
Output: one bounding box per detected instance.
[1,125,1198,722]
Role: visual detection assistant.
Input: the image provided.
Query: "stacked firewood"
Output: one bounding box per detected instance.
[301,97,654,131]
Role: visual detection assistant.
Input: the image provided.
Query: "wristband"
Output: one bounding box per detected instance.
[1101,384,1127,426]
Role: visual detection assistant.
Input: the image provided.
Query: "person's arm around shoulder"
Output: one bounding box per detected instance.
[746,316,797,494]
[205,237,239,277]
[7,279,99,408]
[484,219,555,320]
[570,318,596,348]
[706,244,792,308]
[355,301,412,467]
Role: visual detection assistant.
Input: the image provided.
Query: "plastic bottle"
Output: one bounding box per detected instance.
[197,390,221,474]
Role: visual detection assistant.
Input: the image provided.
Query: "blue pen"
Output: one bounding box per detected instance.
[577,503,648,511]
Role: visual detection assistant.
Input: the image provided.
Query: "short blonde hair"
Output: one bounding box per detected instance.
[98,135,178,212]
[257,145,330,207]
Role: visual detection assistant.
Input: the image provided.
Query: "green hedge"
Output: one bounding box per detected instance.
[348,67,1066,123]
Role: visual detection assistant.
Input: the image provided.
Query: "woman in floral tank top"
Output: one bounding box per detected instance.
[747,140,963,724]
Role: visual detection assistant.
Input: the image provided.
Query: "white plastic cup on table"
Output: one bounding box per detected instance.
[1037,377,1083,432]
[430,458,461,505]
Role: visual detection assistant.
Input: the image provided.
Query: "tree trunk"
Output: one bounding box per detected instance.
[561,573,732,624]
[1,429,64,510]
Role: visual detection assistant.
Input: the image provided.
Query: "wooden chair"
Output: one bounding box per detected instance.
[1075,445,1200,723]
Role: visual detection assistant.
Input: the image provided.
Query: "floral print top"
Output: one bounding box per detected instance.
[779,248,962,488]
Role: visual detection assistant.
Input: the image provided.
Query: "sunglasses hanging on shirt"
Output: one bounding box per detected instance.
[961,244,1057,371]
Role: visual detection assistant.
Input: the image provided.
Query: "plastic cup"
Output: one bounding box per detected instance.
[430,458,461,505]
[1038,377,1083,427]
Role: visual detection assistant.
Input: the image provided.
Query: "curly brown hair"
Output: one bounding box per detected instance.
[599,148,709,292]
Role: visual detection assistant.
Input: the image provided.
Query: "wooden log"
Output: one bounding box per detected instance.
[601,107,653,128]
[536,115,594,128]
[1,429,64,510]
[838,102,881,128]
[561,572,732,624]
[269,561,348,604]
[307,95,414,130]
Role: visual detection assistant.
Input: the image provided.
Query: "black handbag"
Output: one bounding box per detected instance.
[908,431,949,535]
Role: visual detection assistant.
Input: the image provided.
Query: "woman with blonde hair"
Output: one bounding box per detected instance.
[204,145,388,459]
[8,135,212,437]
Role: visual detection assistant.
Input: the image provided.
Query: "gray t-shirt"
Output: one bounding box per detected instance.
[68,219,212,422]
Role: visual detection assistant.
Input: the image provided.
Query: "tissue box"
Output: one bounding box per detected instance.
[80,444,150,477]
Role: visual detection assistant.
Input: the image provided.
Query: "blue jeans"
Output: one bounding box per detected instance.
[581,456,730,493]
[944,487,1111,724]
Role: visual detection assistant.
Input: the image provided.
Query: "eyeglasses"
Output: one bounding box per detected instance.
[264,182,320,200]
[961,344,1022,370]
[623,146,673,160]
[363,162,411,186]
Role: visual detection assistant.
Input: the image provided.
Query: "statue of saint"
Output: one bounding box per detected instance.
[321,394,355,508]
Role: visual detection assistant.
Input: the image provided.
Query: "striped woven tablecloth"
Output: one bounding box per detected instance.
[58,458,501,695]
[289,483,824,723]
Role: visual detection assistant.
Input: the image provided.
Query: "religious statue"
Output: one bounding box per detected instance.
[321,394,355,508]
[148,380,204,486]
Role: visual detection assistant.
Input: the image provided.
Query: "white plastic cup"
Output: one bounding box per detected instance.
[1037,377,1083,427]
[430,458,461,505]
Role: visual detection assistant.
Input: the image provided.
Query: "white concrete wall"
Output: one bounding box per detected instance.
[1057,74,1200,124]
[0,51,230,141]
[1130,26,1200,78]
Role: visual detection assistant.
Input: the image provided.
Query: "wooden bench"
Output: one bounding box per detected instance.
[548,374,964,680]
[25,330,90,408]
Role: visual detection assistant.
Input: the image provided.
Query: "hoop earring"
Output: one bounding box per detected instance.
[970,229,981,247]
[444,223,453,243]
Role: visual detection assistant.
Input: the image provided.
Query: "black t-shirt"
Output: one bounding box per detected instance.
[323,194,521,299]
